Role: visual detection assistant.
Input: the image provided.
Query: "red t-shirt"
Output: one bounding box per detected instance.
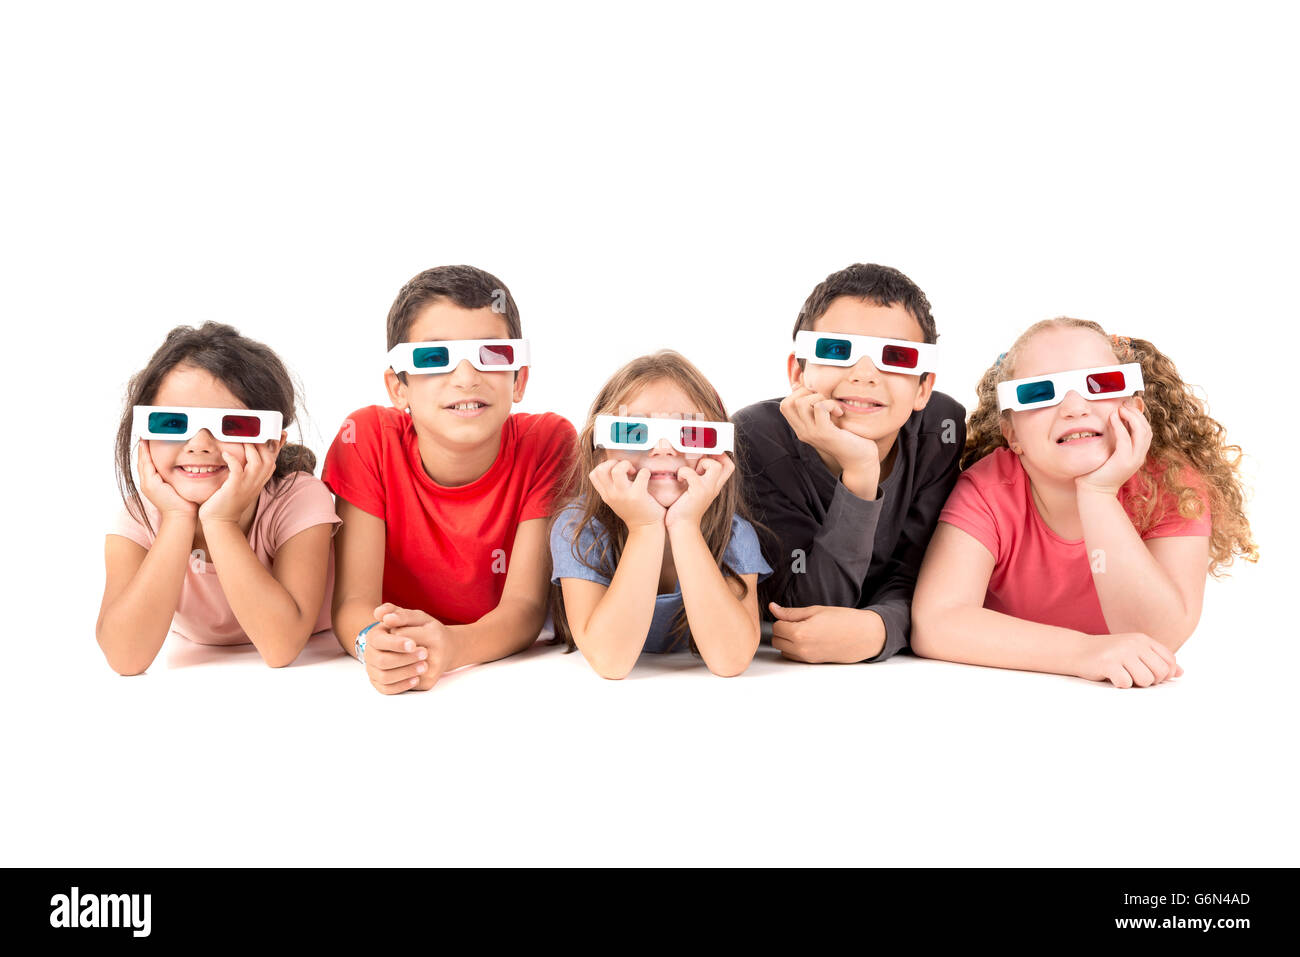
[938,448,1211,634]
[322,406,576,624]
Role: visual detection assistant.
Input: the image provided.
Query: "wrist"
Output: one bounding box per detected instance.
[158,509,198,528]
[1074,477,1122,498]
[839,468,880,501]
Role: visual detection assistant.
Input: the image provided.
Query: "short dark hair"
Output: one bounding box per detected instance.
[386,265,521,350]
[792,263,937,344]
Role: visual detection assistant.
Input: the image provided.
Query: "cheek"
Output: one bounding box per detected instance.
[147,441,180,467]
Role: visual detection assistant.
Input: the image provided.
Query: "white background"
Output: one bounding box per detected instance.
[1,1,1296,866]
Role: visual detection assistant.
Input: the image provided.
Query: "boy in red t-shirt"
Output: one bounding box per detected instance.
[323,265,577,694]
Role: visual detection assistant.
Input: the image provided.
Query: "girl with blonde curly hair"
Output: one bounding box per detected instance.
[912,318,1256,688]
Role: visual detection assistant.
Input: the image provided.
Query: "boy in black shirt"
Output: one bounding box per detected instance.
[734,263,964,663]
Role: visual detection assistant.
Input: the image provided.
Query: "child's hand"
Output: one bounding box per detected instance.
[1073,632,1183,688]
[589,459,666,528]
[665,455,734,530]
[199,441,279,526]
[376,604,455,692]
[770,603,885,663]
[1076,403,1152,497]
[780,386,884,493]
[137,442,198,519]
[357,619,430,694]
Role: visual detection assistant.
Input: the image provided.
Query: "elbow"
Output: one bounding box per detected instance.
[704,628,759,677]
[96,625,149,677]
[260,633,310,669]
[909,604,944,659]
[578,639,636,680]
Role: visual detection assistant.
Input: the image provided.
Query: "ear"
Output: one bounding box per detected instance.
[384,368,408,411]
[275,430,288,455]
[999,414,1017,450]
[786,352,803,390]
[512,366,530,404]
[1127,395,1146,414]
[912,372,936,411]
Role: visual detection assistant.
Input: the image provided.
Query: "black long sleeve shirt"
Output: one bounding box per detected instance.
[733,391,966,661]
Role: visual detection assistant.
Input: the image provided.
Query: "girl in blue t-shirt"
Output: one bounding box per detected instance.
[549,351,771,678]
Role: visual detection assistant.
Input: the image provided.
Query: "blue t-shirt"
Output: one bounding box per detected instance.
[549,503,773,654]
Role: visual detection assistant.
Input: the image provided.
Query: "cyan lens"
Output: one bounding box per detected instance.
[412,347,450,369]
[611,421,648,445]
[148,411,189,435]
[815,338,852,361]
[1016,380,1056,405]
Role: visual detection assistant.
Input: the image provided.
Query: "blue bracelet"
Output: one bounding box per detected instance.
[356,621,380,664]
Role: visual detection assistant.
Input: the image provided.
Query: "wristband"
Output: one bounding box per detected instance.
[356,621,380,664]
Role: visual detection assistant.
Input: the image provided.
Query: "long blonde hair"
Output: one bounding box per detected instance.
[964,317,1257,576]
[549,351,755,652]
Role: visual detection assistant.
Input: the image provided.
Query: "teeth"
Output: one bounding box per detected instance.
[840,399,882,409]
[181,466,220,473]
[450,402,484,410]
[1058,432,1100,443]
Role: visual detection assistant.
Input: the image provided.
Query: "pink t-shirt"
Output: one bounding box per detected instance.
[108,473,342,645]
[938,448,1212,634]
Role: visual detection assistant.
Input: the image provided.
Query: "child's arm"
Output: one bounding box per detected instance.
[558,462,666,679]
[331,498,429,694]
[97,521,193,676]
[1076,405,1209,650]
[912,523,1182,688]
[96,444,197,675]
[198,445,331,668]
[668,457,761,676]
[380,516,556,687]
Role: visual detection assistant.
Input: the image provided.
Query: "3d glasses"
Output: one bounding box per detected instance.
[794,331,939,375]
[997,363,1144,411]
[387,339,531,374]
[133,406,284,442]
[593,415,735,454]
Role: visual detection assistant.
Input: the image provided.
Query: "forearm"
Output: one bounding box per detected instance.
[574,525,664,678]
[1077,490,1194,645]
[202,520,315,667]
[912,602,1088,678]
[443,595,548,670]
[670,524,759,676]
[783,482,880,607]
[97,517,193,675]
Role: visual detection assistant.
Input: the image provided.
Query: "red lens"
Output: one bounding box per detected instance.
[221,415,261,438]
[478,344,515,365]
[881,344,919,368]
[1086,370,1126,395]
[679,426,718,448]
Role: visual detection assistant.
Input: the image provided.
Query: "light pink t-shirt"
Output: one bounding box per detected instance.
[938,448,1212,635]
[109,473,341,645]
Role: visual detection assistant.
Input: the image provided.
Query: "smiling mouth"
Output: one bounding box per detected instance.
[648,470,683,481]
[176,465,226,476]
[837,397,886,412]
[445,401,488,411]
[1057,431,1103,444]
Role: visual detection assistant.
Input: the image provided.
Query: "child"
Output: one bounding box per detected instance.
[323,265,576,695]
[98,322,340,674]
[912,318,1258,688]
[550,351,771,679]
[733,263,965,664]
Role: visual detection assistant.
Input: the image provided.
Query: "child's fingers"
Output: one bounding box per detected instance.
[677,465,701,491]
[769,602,818,622]
[1147,639,1177,671]
[1125,657,1156,688]
[631,466,651,496]
[382,608,433,629]
[365,628,419,655]
[1173,664,1184,678]
[1137,648,1172,684]
[370,674,419,694]
[373,602,400,619]
[371,661,428,685]
[364,645,425,671]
